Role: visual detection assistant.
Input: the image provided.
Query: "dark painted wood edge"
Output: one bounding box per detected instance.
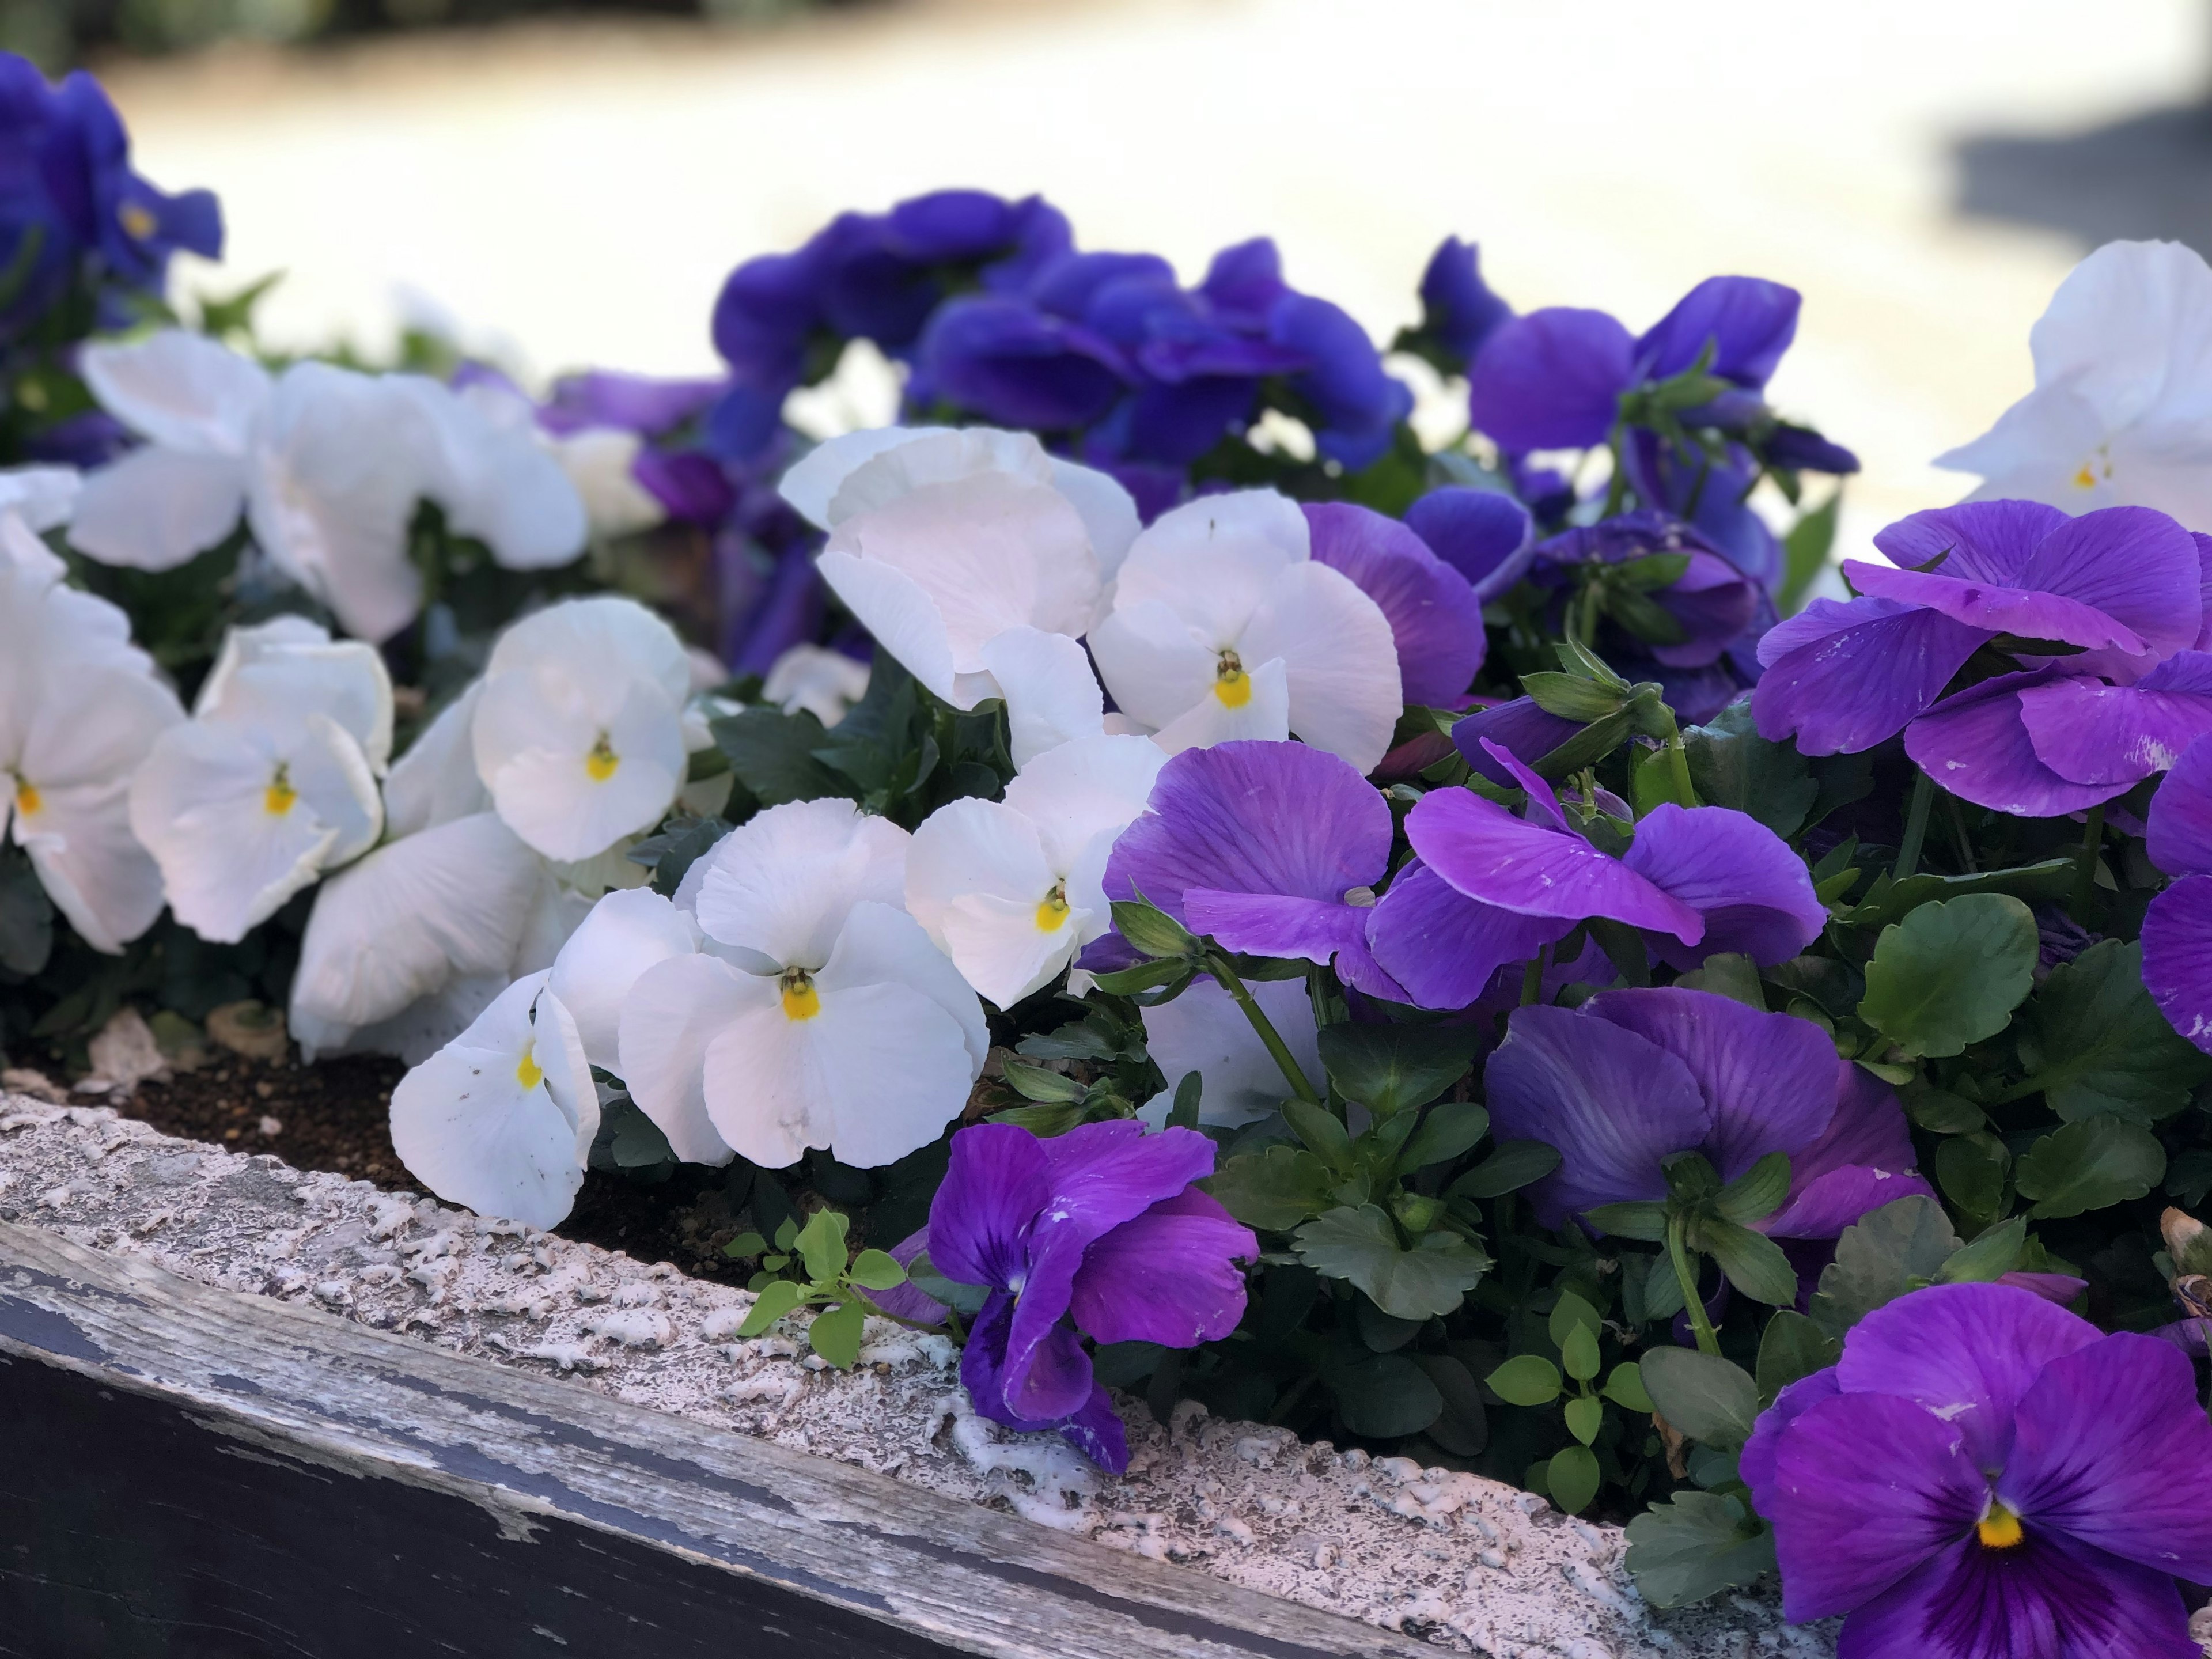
[0,1221,1433,1659]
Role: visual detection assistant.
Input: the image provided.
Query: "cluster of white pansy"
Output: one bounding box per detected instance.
[63,329,595,641]
[0,510,182,953]
[382,425,1408,1228]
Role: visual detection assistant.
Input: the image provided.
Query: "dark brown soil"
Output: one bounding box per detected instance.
[106,1048,756,1282]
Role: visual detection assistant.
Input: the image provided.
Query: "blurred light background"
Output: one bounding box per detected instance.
[86,0,2212,558]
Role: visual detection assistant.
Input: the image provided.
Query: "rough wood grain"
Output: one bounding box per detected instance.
[0,1218,1435,1659]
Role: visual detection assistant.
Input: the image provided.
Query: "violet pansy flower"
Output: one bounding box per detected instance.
[2141,732,2212,1051]
[1304,502,1486,708]
[1753,500,2203,756]
[922,1120,1257,1471]
[1403,486,1535,602]
[1484,986,1930,1236]
[1744,1282,2212,1659]
[1365,740,1825,1009]
[1100,739,1404,999]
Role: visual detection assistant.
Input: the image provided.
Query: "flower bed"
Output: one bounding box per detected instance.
[4,49,2212,1659]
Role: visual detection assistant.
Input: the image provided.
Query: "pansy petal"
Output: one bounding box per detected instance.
[615,952,747,1165]
[1620,804,1827,968]
[1763,1390,1990,1621]
[1751,596,1989,756]
[69,445,247,573]
[798,978,981,1169]
[1404,787,1703,941]
[1581,987,1839,1179]
[2143,875,2212,1051]
[2015,504,2205,663]
[79,328,271,456]
[1467,308,1635,453]
[929,1122,1055,1296]
[818,899,989,1077]
[694,797,908,973]
[1403,486,1535,601]
[1740,1368,1841,1505]
[1870,499,2071,586]
[1484,1004,1711,1228]
[1906,669,2124,817]
[549,887,700,1074]
[1138,972,1323,1128]
[1450,697,1584,782]
[1304,502,1486,708]
[1240,559,1402,773]
[1999,1331,2212,1581]
[976,625,1104,767]
[1366,858,1572,1011]
[2017,653,2212,787]
[1835,1282,2099,1474]
[1835,1532,2193,1659]
[907,798,1055,945]
[1069,1190,1256,1348]
[1003,732,1165,890]
[2147,733,2212,877]
[1147,653,1293,754]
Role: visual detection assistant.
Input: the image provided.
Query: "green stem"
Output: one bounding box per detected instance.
[1601,426,1629,518]
[1943,793,1978,874]
[2071,804,2105,923]
[1520,943,1550,1007]
[1666,1213,1722,1357]
[1207,952,1321,1106]
[1894,770,1934,880]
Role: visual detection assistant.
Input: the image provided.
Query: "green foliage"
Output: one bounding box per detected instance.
[730,1206,911,1369]
[1858,893,2039,1057]
[1291,1205,1490,1320]
[1625,1491,1777,1607]
[1316,1022,1481,1117]
[1681,701,1817,838]
[1638,1348,1760,1452]
[2013,940,2212,1123]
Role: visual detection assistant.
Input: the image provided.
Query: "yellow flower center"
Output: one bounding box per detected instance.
[13,777,40,817]
[514,1044,544,1091]
[1035,884,1070,933]
[781,968,821,1021]
[2073,464,2097,490]
[1213,650,1252,709]
[118,202,158,241]
[585,733,621,782]
[263,765,297,816]
[1976,1501,2025,1551]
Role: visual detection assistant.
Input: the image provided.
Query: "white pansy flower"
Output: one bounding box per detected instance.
[1090,490,1401,771]
[1937,240,2212,527]
[471,596,691,862]
[906,733,1164,1008]
[619,798,986,1169]
[388,971,596,1229]
[452,377,662,541]
[130,619,392,944]
[761,643,870,728]
[0,515,181,952]
[1137,973,1324,1131]
[71,331,587,641]
[0,465,80,531]
[547,885,703,1077]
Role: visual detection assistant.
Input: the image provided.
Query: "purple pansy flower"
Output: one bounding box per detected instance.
[1100,740,1406,999]
[1753,500,2204,756]
[922,1120,1257,1472]
[1744,1282,2212,1659]
[1365,740,1825,1009]
[2141,732,2212,1051]
[1304,502,1486,707]
[1415,236,1513,368]
[1484,986,1930,1235]
[1403,486,1535,600]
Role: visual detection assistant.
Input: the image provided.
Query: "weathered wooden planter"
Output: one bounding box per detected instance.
[0,1102,1819,1659]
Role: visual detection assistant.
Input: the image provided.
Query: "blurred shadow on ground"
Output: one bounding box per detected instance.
[1955,102,2212,255]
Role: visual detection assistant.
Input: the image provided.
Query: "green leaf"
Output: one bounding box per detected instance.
[1560,1325,1601,1383]
[1089,959,1196,997]
[1714,1152,1791,1225]
[1397,1102,1490,1175]
[1639,1347,1761,1450]
[736,1278,807,1338]
[1903,1082,1986,1134]
[2014,940,2212,1124]
[794,1209,851,1285]
[1671,951,1767,1009]
[806,1299,866,1369]
[1410,1354,1488,1456]
[1485,1354,1565,1407]
[1205,1146,1338,1231]
[1584,1200,1670,1242]
[1857,893,2038,1057]
[847,1249,907,1292]
[999,1059,1085,1104]
[597,1096,675,1170]
[1563,1393,1604,1445]
[904,1249,990,1317]
[1316,1023,1482,1117]
[1699,1221,1800,1306]
[1809,1195,1962,1337]
[1282,1099,1357,1173]
[710,706,854,806]
[1625,1491,1777,1608]
[1778,486,1840,616]
[2016,1118,2168,1220]
[1109,895,1200,960]
[1548,1291,1601,1349]
[721,1230,768,1261]
[1840,858,2074,930]
[1545,1445,1602,1513]
[1521,671,1628,722]
[0,846,55,976]
[1292,1205,1490,1319]
[1936,1217,2027,1285]
[1167,1071,1202,1131]
[1447,1139,1563,1200]
[1933,1133,2009,1221]
[1602,1361,1655,1414]
[1681,700,1819,838]
[1753,1310,1840,1401]
[1326,1351,1444,1437]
